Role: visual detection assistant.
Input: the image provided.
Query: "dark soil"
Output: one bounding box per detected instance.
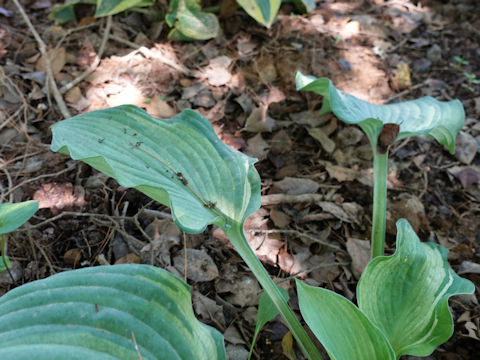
[0,0,479,359]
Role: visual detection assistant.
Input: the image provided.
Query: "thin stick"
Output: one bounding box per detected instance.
[0,234,15,283]
[26,229,56,274]
[2,163,76,199]
[131,331,143,360]
[248,228,345,252]
[60,16,112,94]
[261,193,325,206]
[183,233,187,282]
[12,0,71,119]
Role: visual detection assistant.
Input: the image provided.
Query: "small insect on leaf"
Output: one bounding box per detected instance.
[176,172,188,185]
[203,201,217,209]
[377,123,400,154]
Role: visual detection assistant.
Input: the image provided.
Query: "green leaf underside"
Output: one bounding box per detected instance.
[296,280,395,360]
[0,201,38,235]
[0,265,225,360]
[295,72,465,153]
[249,288,289,357]
[357,219,475,358]
[51,105,260,234]
[237,0,281,28]
[95,0,153,17]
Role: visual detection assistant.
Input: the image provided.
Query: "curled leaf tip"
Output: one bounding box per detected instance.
[295,72,465,153]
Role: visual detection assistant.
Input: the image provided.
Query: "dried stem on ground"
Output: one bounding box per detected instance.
[60,16,113,94]
[11,0,71,118]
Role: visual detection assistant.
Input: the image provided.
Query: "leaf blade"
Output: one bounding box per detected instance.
[296,280,396,360]
[295,71,465,153]
[357,219,475,357]
[0,264,225,360]
[0,201,38,235]
[51,105,260,233]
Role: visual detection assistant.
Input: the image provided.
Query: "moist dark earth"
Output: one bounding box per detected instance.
[0,0,479,359]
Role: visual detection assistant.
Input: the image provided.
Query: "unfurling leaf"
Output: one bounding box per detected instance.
[357,219,475,358]
[295,72,465,153]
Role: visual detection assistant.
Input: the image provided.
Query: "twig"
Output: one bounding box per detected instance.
[131,331,143,360]
[278,261,350,282]
[12,0,71,118]
[26,228,56,275]
[1,168,13,203]
[60,16,112,94]
[108,34,191,75]
[2,163,76,199]
[141,208,172,219]
[183,233,187,282]
[1,234,15,283]
[249,228,345,252]
[383,82,425,104]
[261,193,325,206]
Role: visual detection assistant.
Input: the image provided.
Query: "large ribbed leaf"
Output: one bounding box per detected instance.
[0,264,225,359]
[0,201,38,235]
[357,219,475,358]
[237,0,281,28]
[296,280,395,360]
[50,105,260,234]
[295,72,465,153]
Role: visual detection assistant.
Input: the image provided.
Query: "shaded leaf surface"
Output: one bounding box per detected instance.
[295,72,465,153]
[296,280,395,360]
[51,105,260,234]
[0,264,225,359]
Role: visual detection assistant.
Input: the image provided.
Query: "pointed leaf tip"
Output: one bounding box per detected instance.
[296,279,395,360]
[0,201,38,235]
[357,219,475,358]
[295,72,465,153]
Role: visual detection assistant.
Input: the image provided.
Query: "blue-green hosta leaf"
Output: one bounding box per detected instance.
[295,71,465,153]
[357,219,475,358]
[0,264,225,359]
[0,201,38,235]
[237,0,281,28]
[51,105,260,234]
[296,280,395,360]
[248,287,289,359]
[95,0,153,17]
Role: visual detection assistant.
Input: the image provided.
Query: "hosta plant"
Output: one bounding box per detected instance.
[295,72,473,358]
[296,71,465,259]
[0,74,473,359]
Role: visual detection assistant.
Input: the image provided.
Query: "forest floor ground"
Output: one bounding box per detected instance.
[1,0,479,358]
